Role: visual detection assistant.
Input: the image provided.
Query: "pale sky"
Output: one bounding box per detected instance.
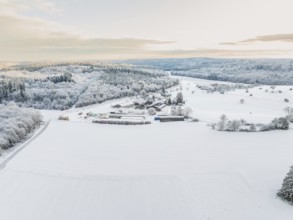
[1,0,293,61]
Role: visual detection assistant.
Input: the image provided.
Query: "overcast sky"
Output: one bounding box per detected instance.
[1,0,293,61]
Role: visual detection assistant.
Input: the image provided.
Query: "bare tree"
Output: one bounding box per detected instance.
[227,120,241,131]
[217,114,228,131]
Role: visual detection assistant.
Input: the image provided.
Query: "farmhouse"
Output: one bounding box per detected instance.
[147,100,165,108]
[133,98,146,106]
[153,103,166,111]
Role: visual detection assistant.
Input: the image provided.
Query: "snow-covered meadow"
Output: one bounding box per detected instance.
[0,76,292,219]
[176,77,292,123]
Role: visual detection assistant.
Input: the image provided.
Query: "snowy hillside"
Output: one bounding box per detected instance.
[123,58,293,85]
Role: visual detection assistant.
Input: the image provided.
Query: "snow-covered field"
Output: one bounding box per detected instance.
[0,77,292,219]
[177,77,292,124]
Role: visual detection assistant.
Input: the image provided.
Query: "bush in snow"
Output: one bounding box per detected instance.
[250,118,289,132]
[240,99,245,104]
[0,103,42,150]
[170,106,178,116]
[270,117,289,130]
[278,166,293,203]
[58,116,69,121]
[249,124,256,132]
[213,115,289,132]
[170,106,192,117]
[226,120,241,132]
[147,107,156,115]
[258,124,272,132]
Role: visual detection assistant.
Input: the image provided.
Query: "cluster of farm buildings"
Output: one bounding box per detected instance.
[58,92,187,125]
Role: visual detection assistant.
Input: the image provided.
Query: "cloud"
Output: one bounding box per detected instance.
[0,0,63,15]
[152,48,292,58]
[220,33,293,45]
[240,34,293,43]
[0,0,175,61]
[0,0,31,15]
[219,42,241,46]
[31,0,64,15]
[0,0,292,61]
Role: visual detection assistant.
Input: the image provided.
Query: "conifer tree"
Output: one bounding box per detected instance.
[278,166,293,203]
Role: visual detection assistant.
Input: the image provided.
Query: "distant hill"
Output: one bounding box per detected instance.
[121,58,293,85]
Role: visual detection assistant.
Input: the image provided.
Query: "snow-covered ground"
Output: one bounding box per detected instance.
[0,77,292,220]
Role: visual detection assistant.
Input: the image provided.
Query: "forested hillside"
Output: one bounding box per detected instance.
[0,103,42,150]
[0,63,178,110]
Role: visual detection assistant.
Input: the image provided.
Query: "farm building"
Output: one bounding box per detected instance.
[155,116,185,122]
[108,114,123,119]
[93,114,149,125]
[112,101,135,109]
[147,100,166,111]
[133,98,147,106]
[153,104,166,111]
[109,114,146,120]
[93,118,151,125]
